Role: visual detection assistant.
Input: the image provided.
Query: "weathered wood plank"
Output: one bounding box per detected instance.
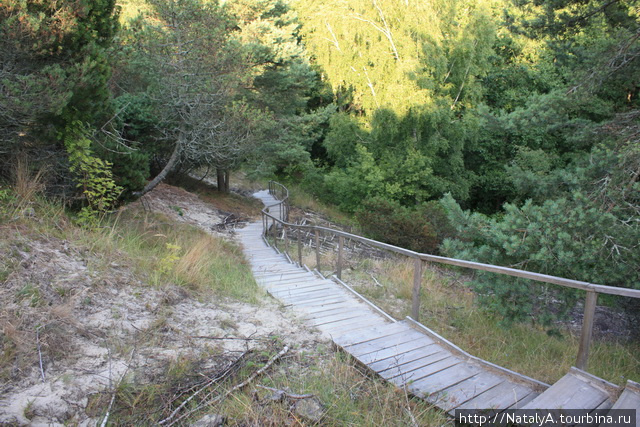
[346,329,434,357]
[280,289,348,305]
[388,356,462,387]
[368,344,444,372]
[612,380,640,410]
[358,339,443,367]
[611,381,640,427]
[268,283,335,296]
[454,381,536,415]
[522,369,614,410]
[430,372,505,412]
[256,270,321,286]
[410,363,481,397]
[254,271,311,280]
[317,314,382,332]
[345,331,426,357]
[305,302,369,317]
[265,280,331,293]
[311,310,374,327]
[321,318,391,337]
[303,303,364,317]
[375,350,451,382]
[292,295,353,308]
[334,322,409,347]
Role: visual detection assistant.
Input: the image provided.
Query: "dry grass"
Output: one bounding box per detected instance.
[12,157,46,209]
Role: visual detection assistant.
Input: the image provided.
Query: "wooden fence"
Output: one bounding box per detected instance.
[260,181,640,372]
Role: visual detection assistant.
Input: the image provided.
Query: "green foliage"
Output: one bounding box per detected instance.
[0,0,120,148]
[63,122,123,226]
[355,197,454,254]
[441,191,640,323]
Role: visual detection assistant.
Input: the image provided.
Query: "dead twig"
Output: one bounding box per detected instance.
[100,346,136,427]
[36,326,45,383]
[256,384,314,400]
[188,335,267,342]
[165,345,290,426]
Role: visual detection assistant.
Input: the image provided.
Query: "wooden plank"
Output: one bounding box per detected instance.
[254,271,310,280]
[266,281,331,293]
[368,344,444,372]
[268,283,335,296]
[455,381,536,415]
[322,318,391,337]
[388,356,462,387]
[309,306,373,323]
[375,350,451,381]
[292,295,352,308]
[254,269,303,277]
[507,391,539,409]
[357,338,441,366]
[409,362,481,397]
[334,322,409,347]
[305,302,368,317]
[258,272,318,283]
[265,280,331,293]
[312,310,374,327]
[317,313,382,332]
[431,372,505,412]
[612,380,640,410]
[346,329,433,357]
[279,288,346,304]
[522,370,612,410]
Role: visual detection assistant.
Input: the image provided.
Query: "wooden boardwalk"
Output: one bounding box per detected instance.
[239,190,640,422]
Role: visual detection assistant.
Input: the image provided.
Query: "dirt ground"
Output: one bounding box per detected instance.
[0,184,326,426]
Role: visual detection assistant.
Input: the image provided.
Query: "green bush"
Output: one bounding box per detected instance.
[441,192,640,324]
[355,197,455,254]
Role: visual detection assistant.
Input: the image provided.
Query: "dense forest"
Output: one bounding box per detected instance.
[1,0,638,322]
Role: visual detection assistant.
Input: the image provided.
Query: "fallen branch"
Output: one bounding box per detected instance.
[159,351,250,425]
[36,326,45,383]
[369,273,383,287]
[189,335,265,342]
[165,345,290,426]
[100,394,116,427]
[256,384,314,400]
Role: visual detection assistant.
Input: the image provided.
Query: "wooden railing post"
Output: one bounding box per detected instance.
[297,228,303,266]
[337,235,344,279]
[412,258,423,322]
[314,229,321,271]
[272,217,277,249]
[283,224,288,255]
[576,290,598,370]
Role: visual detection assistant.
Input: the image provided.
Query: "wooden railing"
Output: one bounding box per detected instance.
[261,181,640,372]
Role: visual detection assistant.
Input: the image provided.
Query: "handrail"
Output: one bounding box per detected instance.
[261,182,640,372]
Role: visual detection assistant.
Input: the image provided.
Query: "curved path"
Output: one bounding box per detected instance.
[238,190,640,420]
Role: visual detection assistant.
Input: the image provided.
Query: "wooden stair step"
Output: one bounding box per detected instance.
[334,321,409,347]
[368,344,445,372]
[611,380,640,427]
[522,367,617,410]
[429,371,505,412]
[376,349,452,381]
[454,380,538,416]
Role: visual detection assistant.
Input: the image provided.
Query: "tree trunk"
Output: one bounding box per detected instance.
[216,168,225,192]
[216,168,231,193]
[133,143,181,197]
[223,169,230,193]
